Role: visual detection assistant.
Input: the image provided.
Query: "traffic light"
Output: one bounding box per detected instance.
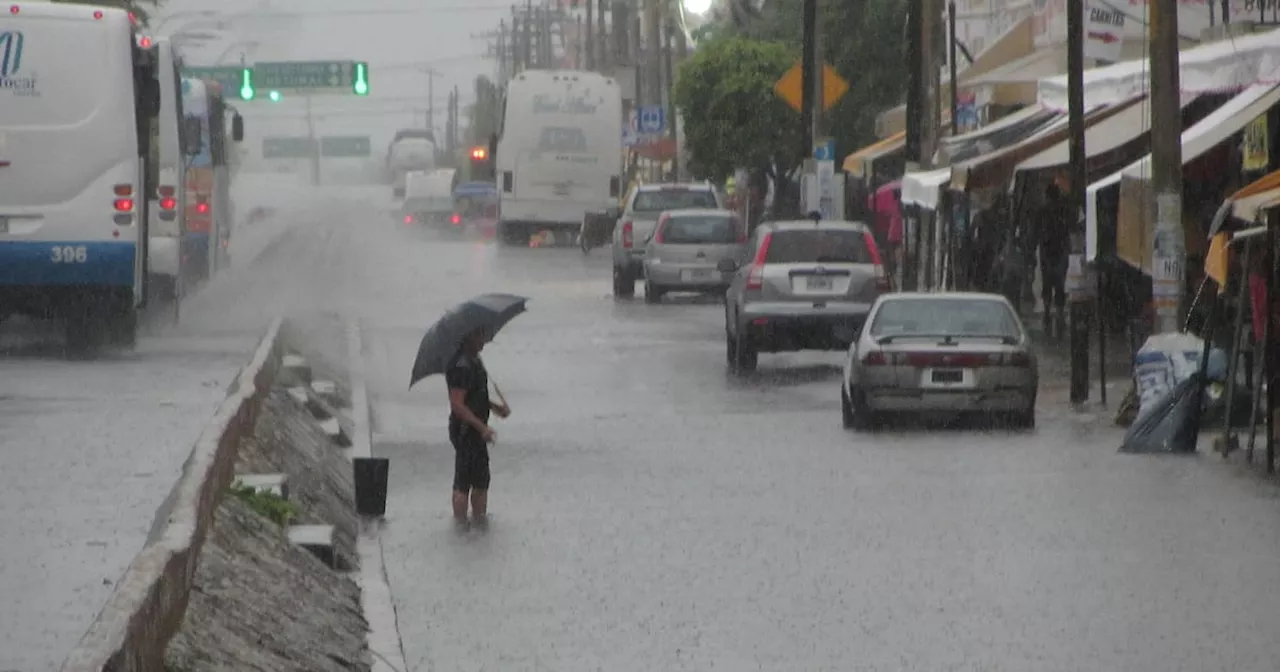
[268,90,282,102]
[238,67,255,101]
[353,62,369,96]
[470,146,488,161]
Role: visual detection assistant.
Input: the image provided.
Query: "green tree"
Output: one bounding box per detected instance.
[466,75,501,148]
[728,0,909,163]
[672,36,801,190]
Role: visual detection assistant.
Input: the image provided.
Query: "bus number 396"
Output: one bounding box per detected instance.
[51,246,88,263]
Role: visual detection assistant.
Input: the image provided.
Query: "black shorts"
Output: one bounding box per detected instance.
[451,431,491,492]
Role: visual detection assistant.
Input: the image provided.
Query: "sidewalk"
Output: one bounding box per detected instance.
[1025,313,1136,412]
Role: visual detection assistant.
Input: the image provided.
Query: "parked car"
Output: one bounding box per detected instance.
[612,182,723,297]
[841,292,1038,430]
[641,209,748,303]
[722,219,889,373]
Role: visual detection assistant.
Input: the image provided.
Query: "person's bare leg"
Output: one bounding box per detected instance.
[470,489,488,520]
[452,490,469,521]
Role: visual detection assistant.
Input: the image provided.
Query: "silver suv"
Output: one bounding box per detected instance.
[611,182,723,297]
[722,219,891,373]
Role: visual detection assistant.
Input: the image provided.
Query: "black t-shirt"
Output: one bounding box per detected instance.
[445,351,490,438]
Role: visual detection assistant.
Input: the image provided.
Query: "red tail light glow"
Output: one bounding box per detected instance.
[745,231,772,290]
[196,202,210,214]
[93,9,103,19]
[159,197,177,210]
[451,213,462,225]
[113,198,134,212]
[404,215,413,224]
[10,6,20,15]
[621,221,633,248]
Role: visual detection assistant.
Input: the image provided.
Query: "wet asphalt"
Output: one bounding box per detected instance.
[7,186,1280,671]
[349,210,1280,671]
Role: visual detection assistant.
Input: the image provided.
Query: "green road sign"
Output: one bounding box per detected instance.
[254,61,361,94]
[262,136,315,159]
[321,136,372,157]
[182,66,242,93]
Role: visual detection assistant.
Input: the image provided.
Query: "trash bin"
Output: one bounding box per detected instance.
[353,457,390,517]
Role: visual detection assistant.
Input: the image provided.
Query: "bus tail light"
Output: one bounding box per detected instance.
[113,198,134,212]
[159,198,177,211]
[113,184,133,196]
[196,201,210,214]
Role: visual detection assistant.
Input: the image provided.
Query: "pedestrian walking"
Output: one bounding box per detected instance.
[446,328,510,525]
[1040,184,1070,338]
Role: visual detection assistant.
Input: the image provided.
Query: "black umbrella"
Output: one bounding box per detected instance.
[409,293,529,388]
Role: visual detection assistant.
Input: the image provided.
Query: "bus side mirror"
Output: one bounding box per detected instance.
[231,114,245,143]
[182,116,203,155]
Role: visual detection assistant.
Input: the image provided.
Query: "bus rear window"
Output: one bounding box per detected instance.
[0,21,110,127]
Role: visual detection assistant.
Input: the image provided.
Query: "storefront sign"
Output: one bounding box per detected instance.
[1243,115,1269,172]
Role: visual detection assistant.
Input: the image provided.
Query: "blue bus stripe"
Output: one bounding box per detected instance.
[0,241,136,286]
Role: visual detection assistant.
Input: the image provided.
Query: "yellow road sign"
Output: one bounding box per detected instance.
[774,62,850,113]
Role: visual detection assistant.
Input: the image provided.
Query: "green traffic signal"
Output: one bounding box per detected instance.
[239,67,254,101]
[268,90,282,102]
[353,62,369,96]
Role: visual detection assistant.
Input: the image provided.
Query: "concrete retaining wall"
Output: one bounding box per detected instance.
[60,317,285,672]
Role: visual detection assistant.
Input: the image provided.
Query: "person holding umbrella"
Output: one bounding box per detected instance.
[445,327,510,524]
[410,293,528,526]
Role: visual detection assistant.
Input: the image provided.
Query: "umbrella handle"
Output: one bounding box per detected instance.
[489,376,510,409]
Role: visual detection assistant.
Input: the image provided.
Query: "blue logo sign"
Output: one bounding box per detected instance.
[0,31,37,96]
[813,139,835,161]
[638,106,665,134]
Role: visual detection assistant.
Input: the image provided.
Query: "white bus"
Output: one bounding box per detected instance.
[494,70,623,246]
[145,36,194,318]
[0,4,159,351]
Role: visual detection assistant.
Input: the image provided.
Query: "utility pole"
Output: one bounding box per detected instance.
[800,0,816,163]
[663,15,678,176]
[598,0,608,70]
[1067,0,1090,403]
[920,0,939,169]
[523,0,533,69]
[426,69,435,135]
[585,0,595,70]
[947,0,958,136]
[645,0,662,107]
[1149,0,1185,333]
[304,95,319,186]
[905,0,923,170]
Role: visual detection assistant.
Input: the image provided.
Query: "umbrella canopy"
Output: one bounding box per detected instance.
[409,293,529,388]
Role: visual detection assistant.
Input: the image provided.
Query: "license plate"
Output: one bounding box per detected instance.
[805,276,833,290]
[931,369,964,383]
[0,217,7,234]
[681,268,713,281]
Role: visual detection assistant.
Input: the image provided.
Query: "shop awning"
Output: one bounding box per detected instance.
[1017,95,1166,173]
[1209,169,1280,236]
[901,167,952,210]
[952,99,1137,192]
[935,104,1061,165]
[1085,82,1280,264]
[963,47,1066,87]
[1039,26,1280,110]
[843,131,905,178]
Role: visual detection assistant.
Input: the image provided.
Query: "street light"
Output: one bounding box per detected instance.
[683,0,713,14]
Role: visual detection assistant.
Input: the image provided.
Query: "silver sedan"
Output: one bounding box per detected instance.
[641,209,748,302]
[841,292,1038,429]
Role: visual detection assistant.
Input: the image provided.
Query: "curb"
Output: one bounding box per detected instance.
[346,316,410,672]
[60,317,285,672]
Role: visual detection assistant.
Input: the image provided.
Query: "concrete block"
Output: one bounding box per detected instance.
[279,354,312,387]
[234,473,289,500]
[288,524,336,568]
[319,417,352,448]
[311,379,342,406]
[286,386,310,405]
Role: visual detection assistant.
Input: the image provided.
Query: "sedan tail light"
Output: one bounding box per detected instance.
[862,351,888,366]
[451,213,462,225]
[744,231,773,290]
[621,220,633,248]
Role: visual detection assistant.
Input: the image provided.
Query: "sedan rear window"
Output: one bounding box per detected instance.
[869,298,1022,339]
[764,229,875,264]
[660,215,741,244]
[632,189,718,213]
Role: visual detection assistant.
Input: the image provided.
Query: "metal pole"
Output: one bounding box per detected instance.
[948,0,958,136]
[904,0,923,165]
[1150,0,1185,334]
[1222,239,1252,454]
[305,95,319,186]
[1068,0,1090,403]
[427,70,435,134]
[800,0,816,163]
[585,1,595,70]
